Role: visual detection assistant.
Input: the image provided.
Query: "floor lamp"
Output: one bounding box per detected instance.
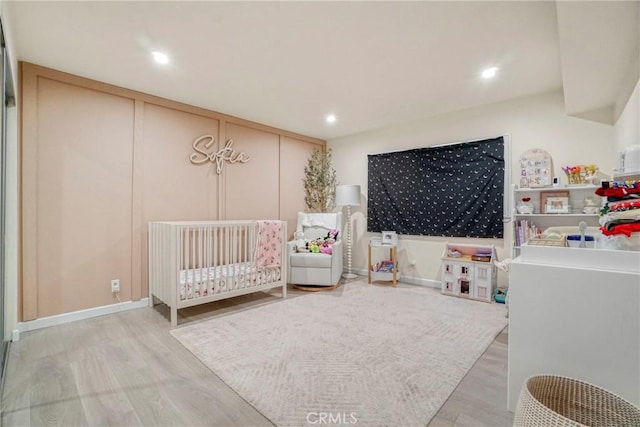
[335,184,361,279]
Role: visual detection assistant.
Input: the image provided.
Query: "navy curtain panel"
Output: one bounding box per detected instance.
[367,137,504,238]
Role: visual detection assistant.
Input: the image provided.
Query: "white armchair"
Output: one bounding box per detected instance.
[288,212,343,287]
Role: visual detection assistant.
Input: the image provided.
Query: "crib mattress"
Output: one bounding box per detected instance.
[179,262,281,300]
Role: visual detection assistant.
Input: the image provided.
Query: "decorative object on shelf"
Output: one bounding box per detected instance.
[336,184,361,279]
[381,230,398,245]
[516,197,535,214]
[540,190,570,214]
[303,149,338,212]
[582,196,599,214]
[561,164,598,185]
[545,196,570,214]
[519,148,553,188]
[447,248,462,258]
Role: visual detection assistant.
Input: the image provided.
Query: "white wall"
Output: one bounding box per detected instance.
[328,90,614,286]
[614,78,640,157]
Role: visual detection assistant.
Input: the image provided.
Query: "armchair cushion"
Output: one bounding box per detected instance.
[290,253,333,268]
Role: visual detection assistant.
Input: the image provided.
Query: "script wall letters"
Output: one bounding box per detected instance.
[189,135,250,174]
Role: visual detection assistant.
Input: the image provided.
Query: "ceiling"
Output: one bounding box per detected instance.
[4,1,638,140]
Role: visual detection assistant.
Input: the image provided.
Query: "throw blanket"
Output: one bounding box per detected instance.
[254,221,282,268]
[299,213,338,229]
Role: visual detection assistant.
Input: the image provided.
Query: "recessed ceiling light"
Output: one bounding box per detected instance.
[151,51,169,64]
[326,114,337,124]
[481,67,498,79]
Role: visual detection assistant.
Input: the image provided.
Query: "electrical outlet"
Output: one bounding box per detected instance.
[111,279,120,293]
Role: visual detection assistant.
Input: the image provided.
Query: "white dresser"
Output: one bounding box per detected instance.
[508,245,640,411]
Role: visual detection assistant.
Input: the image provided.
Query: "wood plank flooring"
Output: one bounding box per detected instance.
[1,281,513,426]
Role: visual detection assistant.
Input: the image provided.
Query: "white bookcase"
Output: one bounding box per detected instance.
[511,184,602,257]
[441,243,497,303]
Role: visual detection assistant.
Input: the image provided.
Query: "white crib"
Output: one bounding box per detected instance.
[148,220,287,326]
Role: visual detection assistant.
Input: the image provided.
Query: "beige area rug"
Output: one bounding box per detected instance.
[171,281,508,426]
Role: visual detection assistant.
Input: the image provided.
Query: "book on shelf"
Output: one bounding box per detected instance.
[372,260,396,272]
[514,219,540,246]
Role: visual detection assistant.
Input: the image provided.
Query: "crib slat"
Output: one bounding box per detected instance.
[204,228,211,295]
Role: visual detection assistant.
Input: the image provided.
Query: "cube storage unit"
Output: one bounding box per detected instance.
[441,243,497,302]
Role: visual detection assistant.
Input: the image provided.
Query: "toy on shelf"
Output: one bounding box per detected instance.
[494,287,508,304]
[372,260,395,272]
[493,258,511,310]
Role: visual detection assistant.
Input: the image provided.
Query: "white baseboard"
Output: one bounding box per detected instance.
[350,268,441,289]
[398,275,441,289]
[14,298,149,340]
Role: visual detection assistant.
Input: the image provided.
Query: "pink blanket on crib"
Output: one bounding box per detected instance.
[254,221,282,268]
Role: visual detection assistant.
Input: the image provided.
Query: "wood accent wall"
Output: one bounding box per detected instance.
[20,62,324,321]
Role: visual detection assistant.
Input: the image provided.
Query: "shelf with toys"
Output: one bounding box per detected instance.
[512,184,603,255]
[368,238,398,287]
[513,151,604,258]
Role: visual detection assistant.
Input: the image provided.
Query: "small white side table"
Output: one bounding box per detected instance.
[368,243,397,287]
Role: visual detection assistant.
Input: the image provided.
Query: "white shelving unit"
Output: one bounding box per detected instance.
[368,242,397,287]
[511,184,602,257]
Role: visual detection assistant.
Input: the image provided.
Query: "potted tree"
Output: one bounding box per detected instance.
[303,148,338,212]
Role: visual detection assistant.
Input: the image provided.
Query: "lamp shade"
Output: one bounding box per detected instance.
[335,184,361,207]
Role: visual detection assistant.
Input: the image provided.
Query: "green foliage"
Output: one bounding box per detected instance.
[303,148,338,212]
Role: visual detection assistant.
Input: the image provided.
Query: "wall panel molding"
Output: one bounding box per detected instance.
[131,99,144,302]
[19,63,38,321]
[19,61,325,320]
[22,62,325,145]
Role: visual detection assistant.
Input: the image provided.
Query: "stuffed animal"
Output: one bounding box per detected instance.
[308,241,320,253]
[294,231,306,251]
[320,244,332,255]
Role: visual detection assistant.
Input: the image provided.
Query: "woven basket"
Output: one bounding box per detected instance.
[514,375,640,426]
[527,235,566,247]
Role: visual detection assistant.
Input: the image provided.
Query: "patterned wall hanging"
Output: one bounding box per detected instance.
[519,148,552,188]
[367,137,504,238]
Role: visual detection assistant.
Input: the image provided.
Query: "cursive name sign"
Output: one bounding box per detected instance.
[189,135,251,174]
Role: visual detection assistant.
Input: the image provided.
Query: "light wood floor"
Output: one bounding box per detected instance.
[1,280,513,426]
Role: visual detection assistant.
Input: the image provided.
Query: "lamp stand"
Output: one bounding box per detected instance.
[343,204,358,279]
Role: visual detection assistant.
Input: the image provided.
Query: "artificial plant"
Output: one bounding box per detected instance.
[303,148,338,212]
